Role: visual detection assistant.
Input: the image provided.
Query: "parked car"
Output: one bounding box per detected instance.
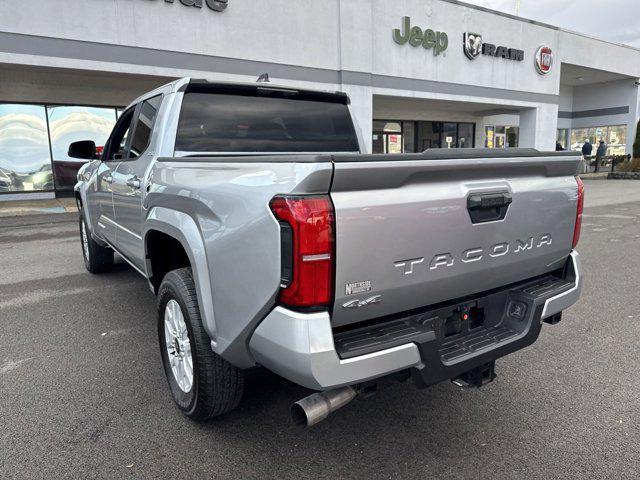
[72,78,583,426]
[30,164,54,191]
[0,168,13,192]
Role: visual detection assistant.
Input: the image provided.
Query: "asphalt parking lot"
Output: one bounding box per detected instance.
[1,180,639,479]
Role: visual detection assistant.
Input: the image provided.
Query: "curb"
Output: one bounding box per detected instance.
[608,172,640,180]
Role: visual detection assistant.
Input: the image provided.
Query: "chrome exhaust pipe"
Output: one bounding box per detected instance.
[291,386,358,426]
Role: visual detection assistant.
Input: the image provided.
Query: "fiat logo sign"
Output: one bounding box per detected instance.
[535,45,554,74]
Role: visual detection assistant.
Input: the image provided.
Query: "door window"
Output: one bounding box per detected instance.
[128,96,162,159]
[104,108,135,161]
[442,123,457,148]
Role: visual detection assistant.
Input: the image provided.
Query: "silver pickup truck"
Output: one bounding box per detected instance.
[72,78,583,426]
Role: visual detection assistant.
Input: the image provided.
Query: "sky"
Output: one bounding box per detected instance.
[462,0,640,48]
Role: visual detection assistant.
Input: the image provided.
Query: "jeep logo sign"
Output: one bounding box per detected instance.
[393,16,448,56]
[162,0,229,12]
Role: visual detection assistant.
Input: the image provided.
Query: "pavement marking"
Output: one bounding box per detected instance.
[0,287,92,309]
[0,357,32,374]
[100,329,130,338]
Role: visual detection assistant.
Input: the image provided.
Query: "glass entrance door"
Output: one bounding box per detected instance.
[494,133,506,148]
[372,121,403,154]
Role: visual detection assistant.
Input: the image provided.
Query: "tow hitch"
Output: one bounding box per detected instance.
[451,360,497,388]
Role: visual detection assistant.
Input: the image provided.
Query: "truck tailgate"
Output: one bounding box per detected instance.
[330,150,582,327]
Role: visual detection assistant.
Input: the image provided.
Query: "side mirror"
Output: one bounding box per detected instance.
[68,140,97,160]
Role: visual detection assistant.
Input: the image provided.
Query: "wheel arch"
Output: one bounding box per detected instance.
[144,207,217,342]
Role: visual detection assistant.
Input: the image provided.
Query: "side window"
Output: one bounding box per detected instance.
[103,108,135,161]
[128,95,162,159]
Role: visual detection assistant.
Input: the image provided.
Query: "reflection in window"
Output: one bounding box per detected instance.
[457,123,475,148]
[0,104,53,192]
[129,96,162,158]
[556,129,569,149]
[484,125,518,148]
[375,120,477,153]
[569,125,626,155]
[506,127,519,147]
[47,106,117,162]
[47,106,117,190]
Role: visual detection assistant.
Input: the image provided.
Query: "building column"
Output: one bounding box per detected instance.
[341,84,373,153]
[626,85,640,155]
[519,104,558,151]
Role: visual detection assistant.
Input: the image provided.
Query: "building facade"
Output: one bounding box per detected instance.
[1,0,639,200]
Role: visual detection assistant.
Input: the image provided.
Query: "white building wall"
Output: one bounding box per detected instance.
[0,0,639,155]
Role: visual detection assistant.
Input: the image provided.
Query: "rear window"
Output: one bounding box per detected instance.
[175,92,359,153]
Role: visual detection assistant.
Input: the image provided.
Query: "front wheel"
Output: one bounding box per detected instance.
[79,214,113,273]
[157,268,244,420]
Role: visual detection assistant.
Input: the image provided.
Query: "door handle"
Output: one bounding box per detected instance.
[467,192,512,210]
[126,176,141,189]
[104,175,114,184]
[467,191,512,224]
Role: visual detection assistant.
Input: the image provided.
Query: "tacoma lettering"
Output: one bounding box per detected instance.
[395,234,554,274]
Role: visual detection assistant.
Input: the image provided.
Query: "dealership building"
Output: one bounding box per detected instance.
[1,0,639,200]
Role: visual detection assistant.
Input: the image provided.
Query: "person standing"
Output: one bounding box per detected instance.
[581,139,593,173]
[595,140,607,172]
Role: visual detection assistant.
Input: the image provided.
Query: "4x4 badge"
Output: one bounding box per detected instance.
[342,295,382,309]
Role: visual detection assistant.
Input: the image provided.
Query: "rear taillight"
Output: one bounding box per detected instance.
[572,176,584,249]
[269,195,334,309]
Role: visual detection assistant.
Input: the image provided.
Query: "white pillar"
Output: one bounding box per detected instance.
[626,85,640,155]
[519,104,558,151]
[341,85,373,153]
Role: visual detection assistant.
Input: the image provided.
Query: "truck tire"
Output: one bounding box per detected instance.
[79,214,113,273]
[157,268,244,420]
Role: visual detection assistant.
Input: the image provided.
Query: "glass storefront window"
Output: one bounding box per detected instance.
[373,120,476,153]
[606,125,627,155]
[417,121,441,150]
[47,106,117,190]
[0,104,53,192]
[485,125,518,148]
[506,127,519,147]
[442,122,457,148]
[569,125,626,155]
[402,121,415,153]
[372,121,404,154]
[485,126,495,148]
[570,128,593,151]
[457,123,474,148]
[556,129,569,149]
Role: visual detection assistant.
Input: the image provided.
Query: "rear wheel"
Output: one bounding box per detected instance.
[158,268,244,420]
[79,214,113,273]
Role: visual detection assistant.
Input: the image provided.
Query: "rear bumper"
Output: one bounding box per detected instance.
[248,307,423,390]
[249,251,581,391]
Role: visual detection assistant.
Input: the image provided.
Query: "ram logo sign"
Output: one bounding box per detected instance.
[463,32,524,62]
[464,33,483,60]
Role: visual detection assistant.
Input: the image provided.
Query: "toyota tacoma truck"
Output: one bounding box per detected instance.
[72,78,583,426]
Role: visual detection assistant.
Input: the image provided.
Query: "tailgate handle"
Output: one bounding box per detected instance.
[467,192,512,224]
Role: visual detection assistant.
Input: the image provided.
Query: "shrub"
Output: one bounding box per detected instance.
[619,157,640,172]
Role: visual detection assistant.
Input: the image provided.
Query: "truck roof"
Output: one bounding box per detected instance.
[126,77,350,110]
